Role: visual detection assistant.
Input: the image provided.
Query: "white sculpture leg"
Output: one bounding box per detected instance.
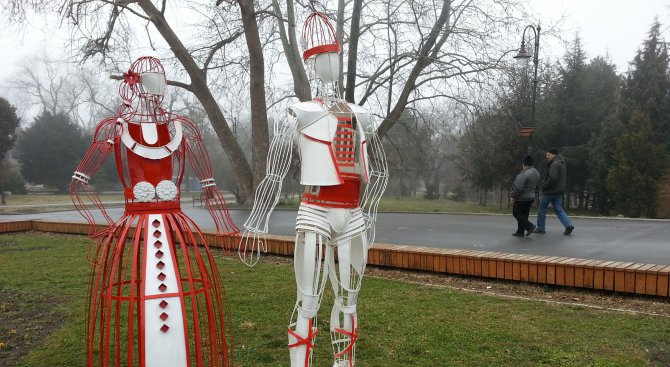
[329,233,367,367]
[289,231,329,367]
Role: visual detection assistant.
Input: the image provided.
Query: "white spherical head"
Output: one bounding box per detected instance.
[314,52,340,84]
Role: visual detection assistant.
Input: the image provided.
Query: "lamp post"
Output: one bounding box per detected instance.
[513,24,540,152]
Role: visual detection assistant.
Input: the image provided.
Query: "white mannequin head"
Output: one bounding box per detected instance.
[139,72,167,96]
[125,56,167,101]
[314,52,340,84]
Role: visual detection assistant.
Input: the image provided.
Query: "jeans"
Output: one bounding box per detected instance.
[512,199,534,234]
[536,194,573,230]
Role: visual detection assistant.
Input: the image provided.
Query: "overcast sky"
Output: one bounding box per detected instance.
[529,0,670,72]
[0,0,668,96]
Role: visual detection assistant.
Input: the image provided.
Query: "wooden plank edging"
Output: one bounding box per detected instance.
[0,220,667,297]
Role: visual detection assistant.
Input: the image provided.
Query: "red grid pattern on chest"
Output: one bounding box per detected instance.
[334,120,355,168]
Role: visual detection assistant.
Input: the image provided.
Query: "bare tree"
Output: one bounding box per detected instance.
[274,0,528,141]
[8,55,117,131]
[54,0,273,203]
[271,0,311,101]
[6,0,532,204]
[237,0,269,188]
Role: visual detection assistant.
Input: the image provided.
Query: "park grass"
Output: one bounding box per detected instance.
[376,197,512,214]
[2,194,124,206]
[1,232,669,366]
[277,195,514,214]
[2,194,597,217]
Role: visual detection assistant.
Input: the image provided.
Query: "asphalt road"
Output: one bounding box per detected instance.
[1,206,669,265]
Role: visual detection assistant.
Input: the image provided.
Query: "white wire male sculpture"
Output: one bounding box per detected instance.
[239,11,388,367]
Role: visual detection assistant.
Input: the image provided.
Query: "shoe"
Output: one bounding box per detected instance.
[512,232,525,237]
[533,228,545,234]
[564,225,574,235]
[526,224,536,236]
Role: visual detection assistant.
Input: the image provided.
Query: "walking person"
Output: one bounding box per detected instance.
[534,148,575,235]
[511,155,541,237]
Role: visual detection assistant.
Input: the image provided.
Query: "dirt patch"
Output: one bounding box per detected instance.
[0,289,66,367]
[256,254,670,317]
[647,342,670,366]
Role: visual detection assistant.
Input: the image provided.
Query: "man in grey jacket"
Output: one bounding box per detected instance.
[534,148,575,235]
[510,155,541,237]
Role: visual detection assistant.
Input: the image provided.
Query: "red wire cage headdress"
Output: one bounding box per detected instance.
[119,56,166,102]
[302,11,341,61]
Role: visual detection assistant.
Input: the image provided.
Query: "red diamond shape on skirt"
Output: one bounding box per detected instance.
[152,219,160,228]
[160,324,169,332]
[160,312,168,321]
[155,250,164,259]
[157,272,166,281]
[156,261,165,269]
[154,240,162,249]
[159,300,168,309]
[153,230,161,238]
[158,283,167,292]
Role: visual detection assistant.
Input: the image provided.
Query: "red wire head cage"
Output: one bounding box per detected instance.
[120,56,166,102]
[302,11,341,61]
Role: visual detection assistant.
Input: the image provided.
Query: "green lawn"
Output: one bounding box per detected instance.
[278,196,514,214]
[377,197,512,214]
[2,194,595,217]
[2,194,124,206]
[1,232,669,366]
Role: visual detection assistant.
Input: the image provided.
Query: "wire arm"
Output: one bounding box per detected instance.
[239,115,297,266]
[359,119,389,247]
[70,118,118,236]
[181,116,239,236]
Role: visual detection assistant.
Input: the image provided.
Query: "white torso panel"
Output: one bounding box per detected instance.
[289,101,370,186]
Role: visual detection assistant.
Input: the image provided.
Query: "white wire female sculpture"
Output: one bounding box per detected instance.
[239,12,388,367]
[71,56,237,367]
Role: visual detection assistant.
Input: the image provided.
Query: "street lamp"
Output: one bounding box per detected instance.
[513,24,540,151]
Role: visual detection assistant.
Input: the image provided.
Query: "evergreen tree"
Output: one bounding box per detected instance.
[603,19,670,217]
[0,97,21,204]
[16,111,89,193]
[619,20,670,149]
[606,111,667,217]
[581,56,621,211]
[588,114,625,214]
[0,98,19,158]
[536,36,619,209]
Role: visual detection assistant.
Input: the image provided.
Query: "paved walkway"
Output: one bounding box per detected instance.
[1,205,668,265]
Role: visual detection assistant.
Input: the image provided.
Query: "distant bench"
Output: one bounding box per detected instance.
[192,192,208,206]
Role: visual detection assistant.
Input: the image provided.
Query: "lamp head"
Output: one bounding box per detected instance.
[513,42,532,65]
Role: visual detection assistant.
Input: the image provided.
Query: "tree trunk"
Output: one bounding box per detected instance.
[336,0,346,96]
[239,0,270,190]
[137,0,255,203]
[0,160,5,206]
[344,0,363,103]
[273,0,311,101]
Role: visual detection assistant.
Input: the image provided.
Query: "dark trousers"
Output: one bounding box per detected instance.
[513,199,534,235]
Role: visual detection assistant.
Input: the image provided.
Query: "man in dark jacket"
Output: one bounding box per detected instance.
[534,148,575,235]
[510,155,541,237]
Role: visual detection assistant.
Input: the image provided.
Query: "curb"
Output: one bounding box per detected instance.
[0,220,667,297]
